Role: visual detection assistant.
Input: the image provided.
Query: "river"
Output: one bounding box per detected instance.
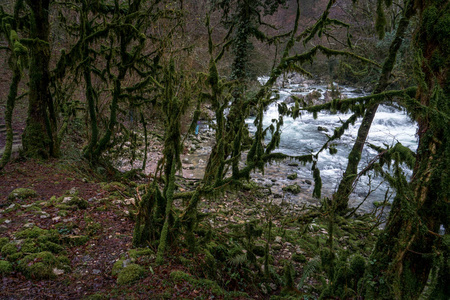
[246,79,418,212]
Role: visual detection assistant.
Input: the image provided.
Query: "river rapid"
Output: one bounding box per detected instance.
[245,78,418,212]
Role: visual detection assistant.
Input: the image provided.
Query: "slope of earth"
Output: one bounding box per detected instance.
[0,159,380,299]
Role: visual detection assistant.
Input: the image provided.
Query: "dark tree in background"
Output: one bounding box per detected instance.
[21,0,58,158]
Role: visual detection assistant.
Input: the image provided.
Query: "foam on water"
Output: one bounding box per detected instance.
[247,82,418,209]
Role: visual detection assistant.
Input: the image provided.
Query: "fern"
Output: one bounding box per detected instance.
[228,253,248,267]
[298,255,321,290]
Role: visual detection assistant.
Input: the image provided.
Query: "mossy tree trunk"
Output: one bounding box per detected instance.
[0,64,21,171]
[79,1,99,162]
[0,6,27,170]
[155,59,186,263]
[22,0,57,159]
[333,0,415,213]
[365,1,450,298]
[212,0,287,181]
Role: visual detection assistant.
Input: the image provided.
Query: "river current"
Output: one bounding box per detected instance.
[246,79,418,210]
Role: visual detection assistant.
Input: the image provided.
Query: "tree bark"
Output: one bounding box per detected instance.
[0,65,20,170]
[365,1,450,298]
[22,0,56,158]
[334,0,415,212]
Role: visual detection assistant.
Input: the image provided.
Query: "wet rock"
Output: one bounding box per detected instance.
[318,126,328,132]
[287,173,298,180]
[282,184,301,194]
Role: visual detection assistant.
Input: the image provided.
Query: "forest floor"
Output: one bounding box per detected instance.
[0,154,382,299]
[0,97,382,299]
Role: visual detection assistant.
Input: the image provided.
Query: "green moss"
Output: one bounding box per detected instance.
[0,260,13,275]
[0,237,9,249]
[21,240,39,253]
[373,201,391,208]
[7,252,23,262]
[55,204,74,210]
[58,196,89,210]
[18,251,70,279]
[292,253,307,263]
[36,230,60,244]
[282,184,301,194]
[42,241,65,253]
[100,182,129,193]
[169,270,225,295]
[25,205,42,212]
[128,248,154,259]
[350,254,366,278]
[67,197,89,210]
[49,196,58,206]
[112,259,125,276]
[62,235,89,246]
[7,188,38,201]
[1,243,18,256]
[116,264,145,285]
[15,226,46,239]
[287,173,298,180]
[85,222,102,236]
[170,270,190,281]
[57,210,69,217]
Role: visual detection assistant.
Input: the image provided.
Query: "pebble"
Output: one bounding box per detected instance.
[53,268,65,276]
[23,223,35,228]
[124,198,135,205]
[62,197,72,204]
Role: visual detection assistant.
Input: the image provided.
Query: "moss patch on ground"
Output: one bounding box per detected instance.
[117,264,145,285]
[7,188,38,201]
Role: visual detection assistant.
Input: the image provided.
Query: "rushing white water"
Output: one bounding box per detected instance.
[247,80,418,209]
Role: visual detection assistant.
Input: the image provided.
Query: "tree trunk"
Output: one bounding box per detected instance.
[365,1,449,298]
[22,0,56,158]
[0,66,20,170]
[334,0,415,212]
